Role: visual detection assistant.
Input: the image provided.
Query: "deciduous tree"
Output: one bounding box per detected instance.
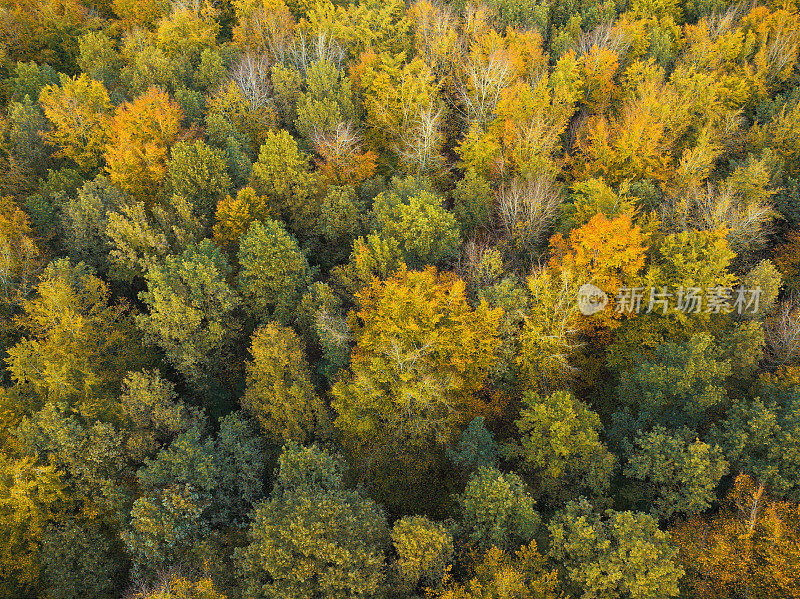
[624,426,728,518]
[236,219,310,322]
[549,498,684,599]
[241,322,329,445]
[137,240,240,387]
[332,266,501,468]
[456,467,540,555]
[7,259,146,416]
[235,443,389,599]
[390,515,454,594]
[671,473,800,599]
[39,74,112,175]
[249,129,320,234]
[104,87,183,204]
[503,390,616,498]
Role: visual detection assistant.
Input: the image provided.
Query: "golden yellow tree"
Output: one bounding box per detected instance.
[39,74,112,174]
[332,266,502,471]
[104,86,183,204]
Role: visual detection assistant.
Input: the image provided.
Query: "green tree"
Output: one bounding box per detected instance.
[318,185,367,247]
[561,178,637,230]
[125,409,262,573]
[121,408,267,577]
[548,499,684,599]
[117,369,202,464]
[14,402,132,532]
[295,282,351,383]
[456,467,540,555]
[60,176,125,276]
[106,194,205,281]
[77,31,122,96]
[4,97,50,198]
[2,61,59,103]
[214,411,268,523]
[236,219,310,322]
[122,481,211,576]
[294,59,355,141]
[452,168,492,238]
[137,240,240,387]
[624,426,729,518]
[166,140,232,222]
[270,442,347,496]
[249,129,319,234]
[8,369,201,575]
[447,416,498,473]
[235,443,389,599]
[370,188,460,266]
[615,333,732,429]
[739,259,782,320]
[503,390,616,498]
[39,518,128,599]
[714,379,800,500]
[472,264,527,389]
[205,77,272,166]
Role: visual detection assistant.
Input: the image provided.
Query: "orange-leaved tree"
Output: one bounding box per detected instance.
[671,473,800,599]
[548,209,649,329]
[104,86,183,204]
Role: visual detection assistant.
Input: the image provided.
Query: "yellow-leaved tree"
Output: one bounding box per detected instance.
[39,74,112,174]
[332,266,501,511]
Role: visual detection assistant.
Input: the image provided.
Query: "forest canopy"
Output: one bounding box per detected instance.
[0,0,800,596]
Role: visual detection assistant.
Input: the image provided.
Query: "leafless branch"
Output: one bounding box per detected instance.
[231,52,272,112]
[764,297,800,367]
[495,174,563,245]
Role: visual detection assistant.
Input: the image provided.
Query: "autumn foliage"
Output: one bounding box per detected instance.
[0,0,799,597]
